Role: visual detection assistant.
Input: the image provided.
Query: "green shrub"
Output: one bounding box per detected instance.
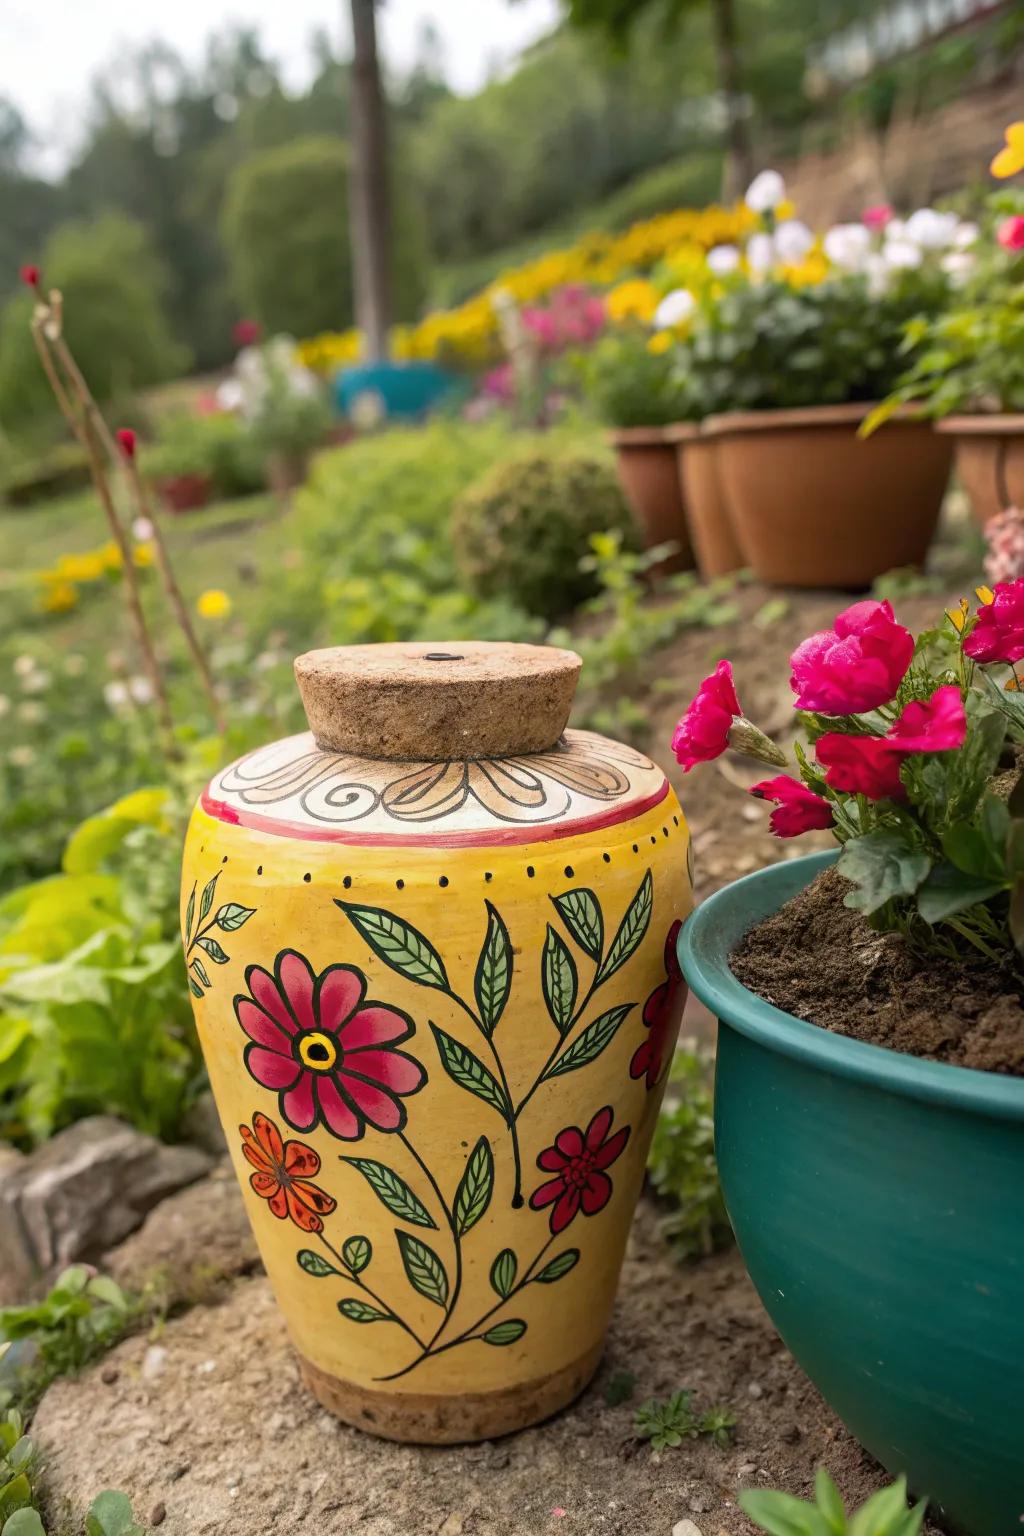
[578,328,692,428]
[143,411,265,496]
[451,449,637,618]
[0,214,188,427]
[221,135,425,337]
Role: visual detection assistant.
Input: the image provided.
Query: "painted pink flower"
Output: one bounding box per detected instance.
[235,950,425,1140]
[630,921,687,1090]
[964,578,1024,664]
[886,685,966,752]
[862,204,893,231]
[997,216,1024,253]
[816,733,907,801]
[671,660,741,771]
[789,600,914,714]
[750,775,834,837]
[530,1106,630,1235]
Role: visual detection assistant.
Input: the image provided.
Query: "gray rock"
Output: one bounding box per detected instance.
[0,1117,210,1286]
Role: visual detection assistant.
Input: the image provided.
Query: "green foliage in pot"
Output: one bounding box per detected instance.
[678,272,948,414]
[452,448,638,618]
[143,412,265,498]
[868,190,1024,426]
[577,328,692,428]
[742,1468,927,1536]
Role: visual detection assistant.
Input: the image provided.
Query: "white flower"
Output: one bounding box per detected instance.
[884,217,906,242]
[746,232,776,274]
[942,251,975,284]
[0,695,8,718]
[8,746,35,769]
[953,221,979,250]
[654,288,696,329]
[823,222,872,271]
[216,379,244,413]
[128,676,154,705]
[904,208,959,250]
[774,219,814,264]
[12,655,36,678]
[20,670,50,694]
[104,681,129,710]
[132,517,154,542]
[864,253,891,297]
[882,238,923,271]
[706,244,741,276]
[744,170,786,213]
[18,701,44,724]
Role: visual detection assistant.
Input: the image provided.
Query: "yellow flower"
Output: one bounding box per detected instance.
[40,581,78,614]
[946,598,970,634]
[197,589,231,620]
[976,584,995,606]
[133,542,155,569]
[606,279,659,325]
[647,331,673,355]
[99,541,123,572]
[992,122,1024,179]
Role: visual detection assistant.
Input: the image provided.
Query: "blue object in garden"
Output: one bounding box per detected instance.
[334,362,457,422]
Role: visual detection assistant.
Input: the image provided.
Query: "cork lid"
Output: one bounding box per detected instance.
[293,641,583,760]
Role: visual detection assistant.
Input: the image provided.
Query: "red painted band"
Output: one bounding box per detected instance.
[198,779,671,849]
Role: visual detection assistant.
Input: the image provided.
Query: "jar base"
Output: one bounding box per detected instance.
[297,1339,605,1444]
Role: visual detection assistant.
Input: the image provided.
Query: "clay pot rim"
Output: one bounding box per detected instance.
[679,849,1024,1123]
[935,413,1024,437]
[606,425,678,447]
[661,422,701,444]
[703,402,887,435]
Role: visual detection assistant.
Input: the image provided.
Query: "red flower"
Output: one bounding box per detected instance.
[964,579,1024,664]
[233,319,262,347]
[750,775,834,837]
[630,921,687,1090]
[235,950,425,1140]
[239,1111,336,1232]
[789,600,914,714]
[530,1106,630,1234]
[19,264,40,289]
[997,216,1024,253]
[816,732,907,801]
[671,660,741,771]
[116,428,137,460]
[886,685,966,752]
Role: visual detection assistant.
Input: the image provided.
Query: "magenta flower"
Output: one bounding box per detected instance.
[671,660,741,771]
[817,733,907,801]
[886,686,966,753]
[964,579,1024,664]
[997,216,1024,253]
[750,775,834,837]
[235,950,425,1140]
[530,1106,630,1235]
[862,204,893,231]
[790,600,914,714]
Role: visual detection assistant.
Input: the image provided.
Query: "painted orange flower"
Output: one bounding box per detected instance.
[239,1111,336,1233]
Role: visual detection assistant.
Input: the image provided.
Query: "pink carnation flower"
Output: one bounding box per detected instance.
[671,661,741,772]
[886,686,966,752]
[750,776,833,837]
[790,600,914,714]
[963,579,1024,664]
[816,733,907,801]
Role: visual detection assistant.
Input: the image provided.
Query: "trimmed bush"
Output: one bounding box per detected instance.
[452,450,637,619]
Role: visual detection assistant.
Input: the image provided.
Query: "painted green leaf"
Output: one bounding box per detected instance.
[341,1158,437,1229]
[542,1004,633,1081]
[482,1319,526,1345]
[216,902,256,932]
[196,935,229,964]
[191,957,211,989]
[343,1235,372,1274]
[595,871,653,984]
[474,901,512,1035]
[430,1024,511,1121]
[184,883,196,944]
[542,924,578,1035]
[338,1298,390,1323]
[552,887,604,961]
[337,902,449,990]
[297,1249,340,1278]
[396,1231,449,1307]
[199,873,219,923]
[454,1137,493,1235]
[534,1248,580,1283]
[490,1248,517,1298]
[188,976,204,999]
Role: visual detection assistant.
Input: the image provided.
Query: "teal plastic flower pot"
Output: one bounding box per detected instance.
[679,852,1024,1536]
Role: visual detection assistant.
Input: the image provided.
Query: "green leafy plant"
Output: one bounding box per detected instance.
[0,1406,38,1528]
[143,411,265,498]
[577,328,691,428]
[741,1468,927,1536]
[633,1388,736,1450]
[0,1269,134,1416]
[603,1367,636,1406]
[648,1048,731,1261]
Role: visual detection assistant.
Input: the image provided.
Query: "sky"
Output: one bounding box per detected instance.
[1,0,561,171]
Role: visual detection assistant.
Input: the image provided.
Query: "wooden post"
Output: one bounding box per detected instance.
[348,0,391,363]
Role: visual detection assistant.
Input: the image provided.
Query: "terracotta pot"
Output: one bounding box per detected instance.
[157,472,212,514]
[935,415,1024,527]
[607,427,695,575]
[181,642,693,1442]
[708,404,952,589]
[666,425,744,580]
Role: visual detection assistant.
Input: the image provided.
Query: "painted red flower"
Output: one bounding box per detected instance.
[630,921,687,1090]
[530,1106,630,1234]
[234,950,425,1140]
[239,1111,336,1232]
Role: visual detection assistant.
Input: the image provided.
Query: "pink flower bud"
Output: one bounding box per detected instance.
[862,204,893,232]
[116,428,137,460]
[20,263,40,289]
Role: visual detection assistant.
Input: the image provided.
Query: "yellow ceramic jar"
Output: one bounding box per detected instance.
[181,643,692,1441]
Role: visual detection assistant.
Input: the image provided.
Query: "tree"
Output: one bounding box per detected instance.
[559,0,753,194]
[348,0,391,362]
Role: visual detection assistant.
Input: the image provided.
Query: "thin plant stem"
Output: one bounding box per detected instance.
[50,330,121,464]
[318,1234,426,1350]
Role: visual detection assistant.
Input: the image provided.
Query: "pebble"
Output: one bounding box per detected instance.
[100,1364,119,1385]
[149,1503,166,1527]
[737,1462,756,1477]
[169,1463,190,1481]
[141,1346,167,1381]
[197,1359,217,1374]
[673,1521,703,1536]
[747,1382,764,1399]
